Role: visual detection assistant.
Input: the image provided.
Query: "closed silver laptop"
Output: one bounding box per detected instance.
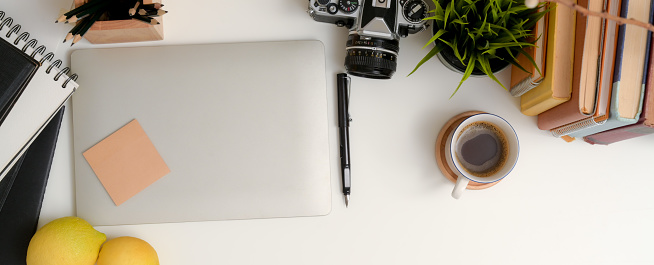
[72,40,331,226]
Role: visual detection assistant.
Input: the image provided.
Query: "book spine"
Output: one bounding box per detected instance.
[583,123,654,145]
[521,93,569,116]
[644,28,654,125]
[612,2,653,123]
[582,136,603,145]
[550,117,606,137]
[633,2,654,119]
[612,0,628,84]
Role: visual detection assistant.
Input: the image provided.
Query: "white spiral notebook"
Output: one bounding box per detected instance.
[0,11,79,182]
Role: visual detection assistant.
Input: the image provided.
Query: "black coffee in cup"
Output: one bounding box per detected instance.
[454,121,509,177]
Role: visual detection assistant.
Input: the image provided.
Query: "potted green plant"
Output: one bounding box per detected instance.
[410,0,548,97]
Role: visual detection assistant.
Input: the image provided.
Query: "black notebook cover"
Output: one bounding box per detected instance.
[0,37,39,126]
[0,107,65,265]
[0,155,25,212]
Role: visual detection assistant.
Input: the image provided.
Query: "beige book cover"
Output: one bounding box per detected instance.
[520,2,577,116]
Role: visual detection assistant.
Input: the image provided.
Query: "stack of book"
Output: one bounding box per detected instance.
[511,0,654,145]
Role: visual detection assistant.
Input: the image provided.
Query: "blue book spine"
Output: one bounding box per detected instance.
[615,0,653,123]
[611,0,629,86]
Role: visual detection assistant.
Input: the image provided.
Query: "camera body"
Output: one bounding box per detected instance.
[308,0,430,79]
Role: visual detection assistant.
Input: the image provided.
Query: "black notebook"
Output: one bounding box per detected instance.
[0,107,65,265]
[0,37,39,126]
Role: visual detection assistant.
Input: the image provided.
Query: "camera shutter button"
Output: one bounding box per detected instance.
[326,3,338,14]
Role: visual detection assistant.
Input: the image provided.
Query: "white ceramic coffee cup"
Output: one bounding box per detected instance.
[445,113,519,199]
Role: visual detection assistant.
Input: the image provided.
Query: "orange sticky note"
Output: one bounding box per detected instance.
[83,119,170,206]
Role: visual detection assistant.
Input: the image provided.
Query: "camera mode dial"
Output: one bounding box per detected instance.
[402,0,428,23]
[338,0,359,13]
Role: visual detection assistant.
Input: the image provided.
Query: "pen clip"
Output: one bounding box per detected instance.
[345,75,352,122]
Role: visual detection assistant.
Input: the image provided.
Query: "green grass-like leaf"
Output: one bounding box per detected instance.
[423,29,447,49]
[444,0,453,25]
[516,47,541,76]
[413,0,548,97]
[408,43,447,76]
[451,53,478,98]
[506,54,530,75]
[478,55,507,90]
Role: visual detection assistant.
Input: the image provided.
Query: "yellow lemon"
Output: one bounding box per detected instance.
[97,236,159,265]
[26,216,106,265]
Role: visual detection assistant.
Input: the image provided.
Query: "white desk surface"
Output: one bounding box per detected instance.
[16,0,654,264]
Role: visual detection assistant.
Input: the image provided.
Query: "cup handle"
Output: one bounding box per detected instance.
[452,175,469,199]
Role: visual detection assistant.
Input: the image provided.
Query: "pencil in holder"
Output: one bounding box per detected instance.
[72,0,163,44]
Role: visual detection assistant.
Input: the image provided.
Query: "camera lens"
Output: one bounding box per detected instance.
[344,34,399,79]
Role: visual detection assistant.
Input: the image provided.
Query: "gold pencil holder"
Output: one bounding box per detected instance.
[73,0,164,44]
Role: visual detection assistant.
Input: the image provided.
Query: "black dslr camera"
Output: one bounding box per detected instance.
[308,0,430,79]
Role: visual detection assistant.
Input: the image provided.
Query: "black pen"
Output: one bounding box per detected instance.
[337,73,351,207]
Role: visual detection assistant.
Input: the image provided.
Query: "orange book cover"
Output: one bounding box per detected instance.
[510,4,549,96]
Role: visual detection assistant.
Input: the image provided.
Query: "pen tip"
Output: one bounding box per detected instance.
[345,194,350,208]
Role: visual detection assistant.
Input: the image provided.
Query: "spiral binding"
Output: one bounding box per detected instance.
[509,76,541,97]
[0,10,79,89]
[551,118,606,138]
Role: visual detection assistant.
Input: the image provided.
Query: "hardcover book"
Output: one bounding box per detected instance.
[520,2,577,116]
[538,0,618,132]
[562,0,653,139]
[583,37,654,145]
[509,4,549,97]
